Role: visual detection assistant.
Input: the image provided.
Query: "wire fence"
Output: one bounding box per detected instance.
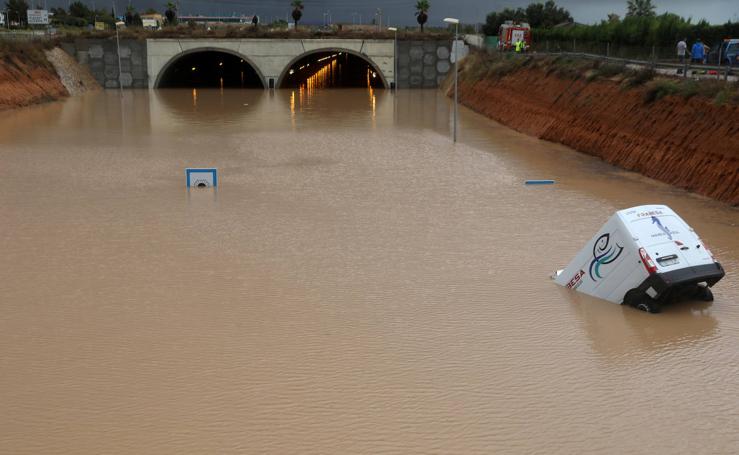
[0,30,53,41]
[463,36,737,81]
[530,40,736,67]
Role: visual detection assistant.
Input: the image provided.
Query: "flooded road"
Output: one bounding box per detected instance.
[1,88,738,454]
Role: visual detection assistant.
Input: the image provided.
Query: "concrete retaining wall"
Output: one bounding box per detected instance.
[396,39,460,89]
[61,39,148,89]
[61,38,462,90]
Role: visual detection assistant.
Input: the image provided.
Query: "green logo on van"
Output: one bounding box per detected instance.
[589,233,624,281]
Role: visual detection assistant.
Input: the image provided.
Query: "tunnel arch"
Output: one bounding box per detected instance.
[276,48,389,89]
[155,47,266,89]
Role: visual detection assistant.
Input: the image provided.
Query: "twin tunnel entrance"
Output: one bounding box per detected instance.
[157,50,387,90]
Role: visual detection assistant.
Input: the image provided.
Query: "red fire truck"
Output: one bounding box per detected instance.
[498,21,532,51]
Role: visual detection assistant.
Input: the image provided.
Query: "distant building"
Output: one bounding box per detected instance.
[552,21,582,29]
[179,15,257,27]
[140,13,164,29]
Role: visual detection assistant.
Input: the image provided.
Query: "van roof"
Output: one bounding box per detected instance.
[616,205,677,224]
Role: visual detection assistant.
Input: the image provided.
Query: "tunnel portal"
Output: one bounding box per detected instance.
[280,51,386,89]
[157,51,264,89]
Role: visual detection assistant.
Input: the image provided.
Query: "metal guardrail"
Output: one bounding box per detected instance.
[553,51,727,71]
[532,51,737,82]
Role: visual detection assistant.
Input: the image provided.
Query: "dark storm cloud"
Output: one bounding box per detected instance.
[44,0,738,25]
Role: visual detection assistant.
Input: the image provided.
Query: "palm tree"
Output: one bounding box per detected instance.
[165,1,177,26]
[415,0,429,32]
[6,0,30,27]
[125,5,135,26]
[626,0,656,18]
[291,0,303,29]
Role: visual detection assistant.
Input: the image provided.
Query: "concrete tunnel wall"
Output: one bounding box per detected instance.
[148,39,395,89]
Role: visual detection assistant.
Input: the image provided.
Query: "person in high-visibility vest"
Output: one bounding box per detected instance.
[515,40,523,53]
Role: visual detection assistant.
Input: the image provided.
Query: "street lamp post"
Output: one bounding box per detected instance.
[388,27,397,91]
[112,2,124,97]
[444,17,459,143]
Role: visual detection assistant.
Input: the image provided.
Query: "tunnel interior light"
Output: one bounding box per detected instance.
[191,67,197,71]
[289,69,295,75]
[219,62,223,66]
[372,72,377,78]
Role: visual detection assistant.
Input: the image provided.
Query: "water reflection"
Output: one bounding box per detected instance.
[563,287,719,361]
[150,88,392,133]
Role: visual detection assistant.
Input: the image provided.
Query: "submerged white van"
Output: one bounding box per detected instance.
[553,205,725,313]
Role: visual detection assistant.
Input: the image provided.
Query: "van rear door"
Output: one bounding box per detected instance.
[628,214,712,274]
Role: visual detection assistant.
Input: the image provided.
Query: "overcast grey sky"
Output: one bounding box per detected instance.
[44,1,739,26]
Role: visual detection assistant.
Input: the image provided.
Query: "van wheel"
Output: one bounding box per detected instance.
[637,301,660,314]
[622,289,641,307]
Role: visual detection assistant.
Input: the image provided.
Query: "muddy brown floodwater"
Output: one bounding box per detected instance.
[1,88,738,454]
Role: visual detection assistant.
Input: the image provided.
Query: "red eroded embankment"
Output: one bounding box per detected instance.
[455,68,739,206]
[0,54,68,110]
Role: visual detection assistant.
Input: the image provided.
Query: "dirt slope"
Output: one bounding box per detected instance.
[455,67,739,206]
[0,52,69,110]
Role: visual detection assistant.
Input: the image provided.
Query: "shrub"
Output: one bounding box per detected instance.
[622,67,655,88]
[595,62,627,79]
[644,79,680,102]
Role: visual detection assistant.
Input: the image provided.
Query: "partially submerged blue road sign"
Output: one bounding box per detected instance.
[186,168,218,188]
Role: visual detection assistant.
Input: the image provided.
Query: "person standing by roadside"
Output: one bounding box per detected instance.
[677,38,687,64]
[691,38,705,64]
[702,42,710,64]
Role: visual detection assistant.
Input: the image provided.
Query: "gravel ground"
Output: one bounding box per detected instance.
[44,47,100,96]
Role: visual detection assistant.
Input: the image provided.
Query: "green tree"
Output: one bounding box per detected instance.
[164,1,177,26]
[626,0,656,18]
[291,0,303,29]
[68,1,92,21]
[5,0,29,26]
[50,6,67,18]
[525,1,572,28]
[125,5,135,26]
[51,5,89,27]
[483,7,526,35]
[415,0,430,32]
